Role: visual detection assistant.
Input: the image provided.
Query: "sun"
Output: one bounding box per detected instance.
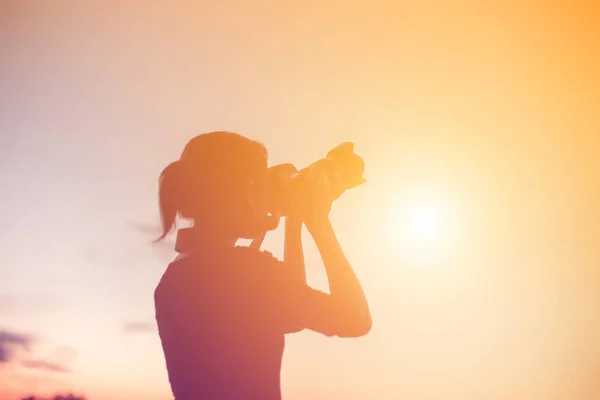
[403,202,443,245]
[381,188,457,256]
[408,204,440,239]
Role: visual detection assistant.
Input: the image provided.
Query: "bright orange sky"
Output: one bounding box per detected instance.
[1,1,599,399]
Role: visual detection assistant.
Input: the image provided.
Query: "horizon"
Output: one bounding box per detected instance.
[1,1,599,399]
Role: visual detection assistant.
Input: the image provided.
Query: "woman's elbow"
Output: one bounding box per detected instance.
[338,313,372,338]
[355,313,373,337]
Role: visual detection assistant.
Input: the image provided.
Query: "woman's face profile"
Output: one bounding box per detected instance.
[246,165,270,217]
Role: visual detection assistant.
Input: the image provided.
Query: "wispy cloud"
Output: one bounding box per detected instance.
[123,321,157,334]
[0,329,75,374]
[21,359,70,373]
[0,330,32,363]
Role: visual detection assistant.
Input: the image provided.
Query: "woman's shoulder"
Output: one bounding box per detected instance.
[169,245,283,271]
[158,246,285,289]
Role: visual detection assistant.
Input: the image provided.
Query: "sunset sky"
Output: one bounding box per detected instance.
[1,1,599,399]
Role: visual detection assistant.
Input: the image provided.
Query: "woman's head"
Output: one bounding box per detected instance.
[157,131,276,241]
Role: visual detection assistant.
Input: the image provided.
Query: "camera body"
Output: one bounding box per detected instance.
[265,142,366,217]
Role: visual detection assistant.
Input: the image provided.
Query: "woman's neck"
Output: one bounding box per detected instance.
[174,227,238,254]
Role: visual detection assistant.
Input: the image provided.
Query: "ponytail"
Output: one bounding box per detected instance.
[155,160,185,242]
[154,131,271,243]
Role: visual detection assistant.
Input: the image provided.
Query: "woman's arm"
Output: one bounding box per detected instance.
[284,216,306,284]
[282,215,307,334]
[306,218,372,337]
[277,164,371,337]
[276,216,372,338]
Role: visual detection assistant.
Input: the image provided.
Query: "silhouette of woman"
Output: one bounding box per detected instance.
[154,131,371,399]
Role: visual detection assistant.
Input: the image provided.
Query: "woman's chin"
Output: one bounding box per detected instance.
[233,215,279,240]
[263,214,281,231]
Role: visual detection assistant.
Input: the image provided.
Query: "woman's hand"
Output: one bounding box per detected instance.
[289,162,334,233]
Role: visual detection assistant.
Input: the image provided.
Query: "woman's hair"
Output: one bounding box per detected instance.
[156,131,268,241]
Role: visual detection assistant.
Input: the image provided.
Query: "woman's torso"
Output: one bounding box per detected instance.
[155,247,288,400]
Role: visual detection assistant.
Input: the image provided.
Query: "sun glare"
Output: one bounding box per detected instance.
[408,204,440,240]
[381,196,451,266]
[400,201,444,248]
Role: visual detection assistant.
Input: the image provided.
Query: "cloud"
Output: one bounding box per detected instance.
[21,359,70,373]
[0,329,75,375]
[123,321,157,334]
[0,330,32,363]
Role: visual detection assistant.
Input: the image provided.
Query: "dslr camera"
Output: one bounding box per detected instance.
[265,142,366,216]
[250,142,366,248]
